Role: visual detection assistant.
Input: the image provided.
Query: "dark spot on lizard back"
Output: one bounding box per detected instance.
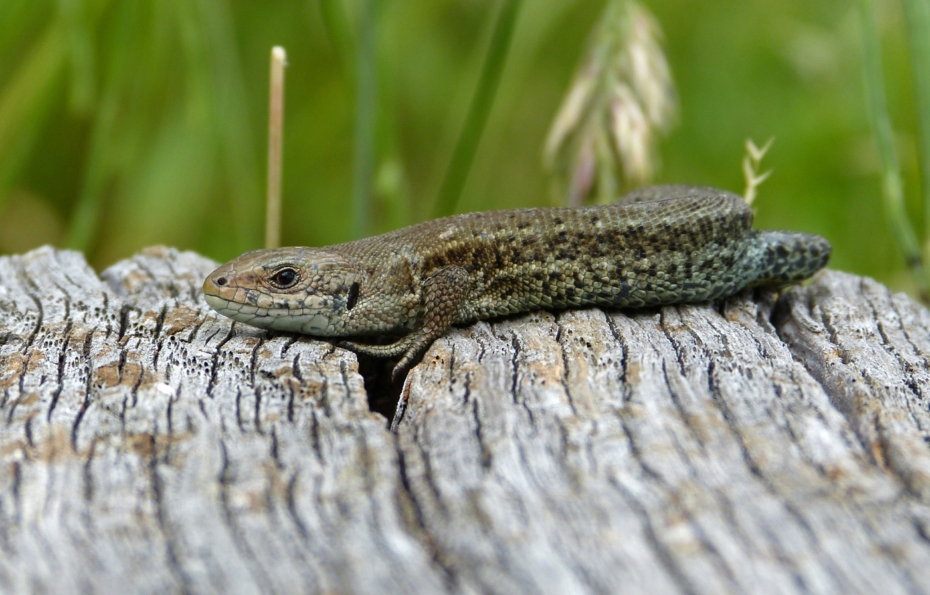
[495,248,505,269]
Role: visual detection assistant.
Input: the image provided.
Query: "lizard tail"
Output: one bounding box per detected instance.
[747,230,832,288]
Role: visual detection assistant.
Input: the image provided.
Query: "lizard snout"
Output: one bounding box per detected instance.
[203,265,230,298]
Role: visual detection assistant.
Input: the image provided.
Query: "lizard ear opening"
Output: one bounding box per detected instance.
[346,282,360,310]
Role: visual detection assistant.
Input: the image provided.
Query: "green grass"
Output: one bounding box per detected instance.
[0,0,922,296]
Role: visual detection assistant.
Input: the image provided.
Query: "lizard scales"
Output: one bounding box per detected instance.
[203,186,830,377]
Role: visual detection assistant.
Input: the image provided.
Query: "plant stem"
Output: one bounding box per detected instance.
[433,0,523,219]
[860,0,928,299]
[266,46,286,249]
[900,0,930,257]
[351,0,378,239]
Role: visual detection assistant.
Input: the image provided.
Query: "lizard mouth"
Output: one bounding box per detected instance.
[202,286,344,336]
[202,292,272,328]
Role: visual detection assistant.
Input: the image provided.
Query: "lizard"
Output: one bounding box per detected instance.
[202,185,831,379]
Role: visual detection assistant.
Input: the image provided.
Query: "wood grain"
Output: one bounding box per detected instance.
[2,246,930,594]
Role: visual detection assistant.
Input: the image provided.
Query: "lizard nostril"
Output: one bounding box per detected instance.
[216,277,227,286]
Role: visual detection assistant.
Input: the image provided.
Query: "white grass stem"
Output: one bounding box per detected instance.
[266,46,286,249]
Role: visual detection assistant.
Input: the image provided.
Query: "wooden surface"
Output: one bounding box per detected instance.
[3,246,930,594]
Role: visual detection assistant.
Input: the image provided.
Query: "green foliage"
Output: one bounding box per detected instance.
[861,0,925,298]
[0,0,919,294]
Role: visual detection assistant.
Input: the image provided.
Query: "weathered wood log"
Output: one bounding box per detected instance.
[2,245,930,594]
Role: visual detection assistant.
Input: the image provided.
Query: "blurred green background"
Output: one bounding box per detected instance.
[0,0,920,292]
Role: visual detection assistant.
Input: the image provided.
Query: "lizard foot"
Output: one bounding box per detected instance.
[339,338,411,359]
[340,265,470,382]
[339,334,435,382]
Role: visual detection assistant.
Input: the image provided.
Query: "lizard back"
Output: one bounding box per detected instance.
[336,187,763,324]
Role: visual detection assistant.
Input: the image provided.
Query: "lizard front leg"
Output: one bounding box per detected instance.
[340,265,470,380]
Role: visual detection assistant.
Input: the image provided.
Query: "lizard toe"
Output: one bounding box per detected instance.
[339,337,416,359]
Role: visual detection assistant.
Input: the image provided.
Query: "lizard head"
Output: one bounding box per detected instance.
[202,247,364,336]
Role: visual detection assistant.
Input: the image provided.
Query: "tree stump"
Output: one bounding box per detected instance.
[2,245,930,594]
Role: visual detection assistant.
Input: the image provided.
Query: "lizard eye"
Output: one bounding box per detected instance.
[346,282,360,310]
[269,267,299,289]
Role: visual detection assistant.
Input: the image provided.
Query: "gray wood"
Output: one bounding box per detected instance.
[2,246,930,594]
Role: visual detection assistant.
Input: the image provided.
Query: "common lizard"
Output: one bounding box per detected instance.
[202,185,830,378]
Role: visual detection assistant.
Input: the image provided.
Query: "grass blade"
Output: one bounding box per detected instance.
[433,0,523,219]
[266,46,286,249]
[318,0,355,75]
[0,21,67,214]
[351,0,379,239]
[900,0,930,253]
[860,0,927,298]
